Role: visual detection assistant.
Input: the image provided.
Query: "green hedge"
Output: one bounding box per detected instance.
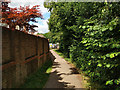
[70,4,120,89]
[44,2,120,89]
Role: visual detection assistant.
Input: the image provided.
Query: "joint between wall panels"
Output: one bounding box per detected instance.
[2,27,50,88]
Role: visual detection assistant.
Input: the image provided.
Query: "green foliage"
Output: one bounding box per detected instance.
[44,1,120,89]
[43,32,53,43]
[20,60,53,88]
[69,2,120,89]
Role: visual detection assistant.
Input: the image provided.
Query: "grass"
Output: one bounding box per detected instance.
[20,59,53,89]
[53,49,97,90]
[54,49,77,66]
[54,49,71,61]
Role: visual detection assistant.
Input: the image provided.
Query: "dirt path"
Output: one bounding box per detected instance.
[44,50,85,89]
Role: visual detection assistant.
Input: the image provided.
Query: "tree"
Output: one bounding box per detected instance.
[44,2,97,56]
[43,32,53,43]
[44,1,120,89]
[1,0,10,12]
[0,0,10,26]
[1,2,43,33]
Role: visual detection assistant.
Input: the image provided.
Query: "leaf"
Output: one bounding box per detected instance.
[102,26,108,31]
[96,73,100,77]
[88,62,91,65]
[106,64,110,68]
[79,25,82,28]
[82,40,87,44]
[90,33,94,36]
[99,44,102,47]
[82,26,86,29]
[103,56,106,60]
[110,53,115,58]
[106,54,110,57]
[97,63,102,67]
[87,29,90,31]
[106,80,113,85]
[109,27,113,31]
[114,79,120,85]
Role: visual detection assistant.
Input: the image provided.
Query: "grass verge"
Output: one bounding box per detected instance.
[53,49,97,90]
[20,60,53,88]
[54,49,71,61]
[54,49,77,66]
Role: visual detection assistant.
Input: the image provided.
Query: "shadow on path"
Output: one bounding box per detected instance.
[44,50,85,90]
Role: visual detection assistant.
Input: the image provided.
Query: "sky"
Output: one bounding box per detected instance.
[8,0,50,34]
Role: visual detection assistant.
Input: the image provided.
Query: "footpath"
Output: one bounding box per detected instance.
[44,50,85,89]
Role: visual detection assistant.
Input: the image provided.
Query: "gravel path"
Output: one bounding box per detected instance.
[44,50,85,89]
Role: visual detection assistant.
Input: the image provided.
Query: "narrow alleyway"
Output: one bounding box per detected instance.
[44,50,85,89]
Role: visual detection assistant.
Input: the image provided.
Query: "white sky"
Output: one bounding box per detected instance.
[9,0,50,34]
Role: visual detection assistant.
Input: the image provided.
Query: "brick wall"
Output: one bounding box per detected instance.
[1,27,50,88]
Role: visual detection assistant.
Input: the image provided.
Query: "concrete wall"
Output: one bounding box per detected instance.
[1,27,50,88]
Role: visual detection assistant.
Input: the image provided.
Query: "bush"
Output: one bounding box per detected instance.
[70,8,120,89]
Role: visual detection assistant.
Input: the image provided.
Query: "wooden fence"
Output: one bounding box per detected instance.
[1,27,50,88]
